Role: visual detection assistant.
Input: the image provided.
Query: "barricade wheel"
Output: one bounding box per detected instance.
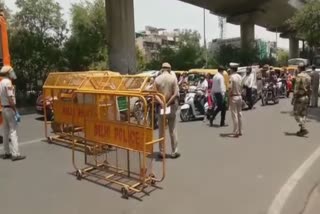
[76,170,83,180]
[121,187,129,199]
[150,173,156,185]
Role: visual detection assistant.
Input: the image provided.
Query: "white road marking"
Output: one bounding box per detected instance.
[0,138,44,152]
[21,138,44,146]
[267,145,320,214]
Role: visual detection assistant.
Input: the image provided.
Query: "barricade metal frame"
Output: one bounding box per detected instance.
[42,71,112,149]
[72,75,166,198]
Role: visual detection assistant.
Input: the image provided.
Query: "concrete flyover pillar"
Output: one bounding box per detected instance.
[240,22,255,50]
[289,37,299,59]
[106,0,136,74]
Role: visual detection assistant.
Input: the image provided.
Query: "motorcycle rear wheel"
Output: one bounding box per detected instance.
[180,109,190,122]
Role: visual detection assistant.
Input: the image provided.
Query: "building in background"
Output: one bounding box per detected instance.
[136,26,180,62]
[209,37,278,59]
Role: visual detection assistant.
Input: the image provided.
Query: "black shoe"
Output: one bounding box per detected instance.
[11,155,26,161]
[171,152,181,159]
[297,129,309,137]
[2,154,12,160]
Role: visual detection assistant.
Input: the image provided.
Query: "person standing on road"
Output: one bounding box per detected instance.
[228,63,243,137]
[0,66,26,161]
[210,66,227,127]
[155,62,180,159]
[310,65,319,108]
[292,63,311,137]
[242,66,255,109]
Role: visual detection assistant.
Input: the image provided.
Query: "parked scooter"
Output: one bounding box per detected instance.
[180,86,209,122]
[261,82,279,106]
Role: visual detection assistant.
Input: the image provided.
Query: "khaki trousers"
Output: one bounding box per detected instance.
[230,96,243,134]
[2,108,20,156]
[158,102,178,154]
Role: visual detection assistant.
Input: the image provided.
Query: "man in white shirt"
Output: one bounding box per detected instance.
[242,66,255,109]
[0,66,26,161]
[197,75,208,93]
[210,66,227,127]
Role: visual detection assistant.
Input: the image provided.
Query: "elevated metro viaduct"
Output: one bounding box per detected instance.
[106,0,305,74]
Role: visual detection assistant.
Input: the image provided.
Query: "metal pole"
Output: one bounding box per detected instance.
[203,8,208,68]
[0,0,4,11]
[275,28,278,60]
[275,28,278,49]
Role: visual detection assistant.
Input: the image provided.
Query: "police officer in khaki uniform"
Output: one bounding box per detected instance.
[155,62,180,159]
[228,63,243,137]
[0,66,26,161]
[292,63,311,137]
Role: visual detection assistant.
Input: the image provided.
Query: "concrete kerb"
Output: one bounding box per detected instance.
[274,152,320,214]
[17,106,36,115]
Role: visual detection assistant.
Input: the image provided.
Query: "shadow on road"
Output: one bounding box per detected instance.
[35,116,45,121]
[307,107,320,123]
[284,132,309,138]
[147,152,171,162]
[220,133,239,138]
[280,110,293,115]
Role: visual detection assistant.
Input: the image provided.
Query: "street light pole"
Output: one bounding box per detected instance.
[203,8,208,68]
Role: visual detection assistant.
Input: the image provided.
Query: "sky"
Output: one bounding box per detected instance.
[5,0,290,49]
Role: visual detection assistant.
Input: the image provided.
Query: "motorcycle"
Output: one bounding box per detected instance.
[133,96,159,129]
[180,86,209,122]
[241,86,258,109]
[261,82,279,106]
[277,78,288,98]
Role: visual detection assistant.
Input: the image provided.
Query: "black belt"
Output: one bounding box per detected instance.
[230,94,241,97]
[2,106,11,108]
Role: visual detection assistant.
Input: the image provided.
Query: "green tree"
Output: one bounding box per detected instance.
[136,47,146,72]
[64,0,108,71]
[214,45,240,67]
[287,0,320,48]
[276,49,289,66]
[212,44,264,66]
[10,0,67,92]
[146,29,205,70]
[175,30,205,69]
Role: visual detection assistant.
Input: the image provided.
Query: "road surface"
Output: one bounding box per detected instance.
[1,99,320,214]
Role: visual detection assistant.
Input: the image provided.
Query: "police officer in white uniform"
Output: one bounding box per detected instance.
[0,66,26,161]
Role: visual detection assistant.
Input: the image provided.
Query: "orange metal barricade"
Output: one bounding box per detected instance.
[42,71,116,149]
[71,75,166,198]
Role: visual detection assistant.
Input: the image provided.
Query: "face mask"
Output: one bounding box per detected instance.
[9,70,17,80]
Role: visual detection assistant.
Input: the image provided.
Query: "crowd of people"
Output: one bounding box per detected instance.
[1,61,317,162]
[152,61,319,159]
